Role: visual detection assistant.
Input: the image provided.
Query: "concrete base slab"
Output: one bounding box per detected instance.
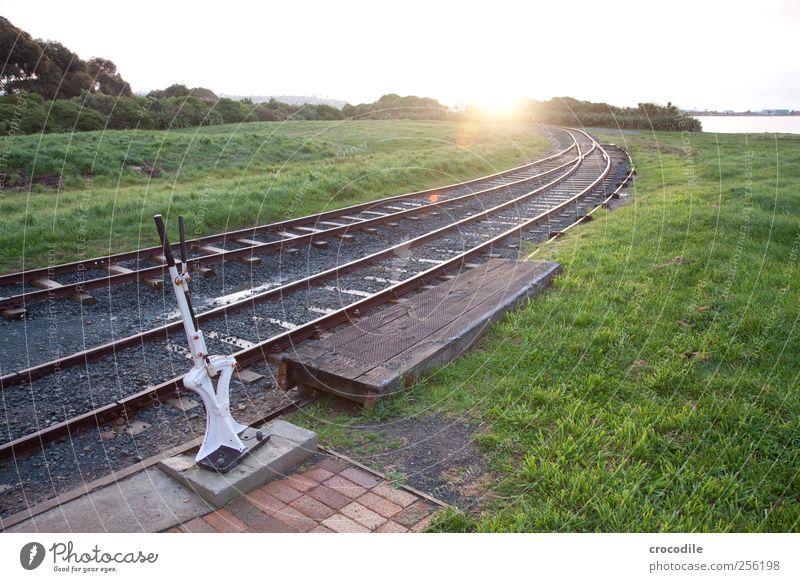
[70,292,97,305]
[236,368,264,385]
[2,307,27,320]
[166,395,201,412]
[126,420,151,436]
[7,468,212,533]
[158,419,317,507]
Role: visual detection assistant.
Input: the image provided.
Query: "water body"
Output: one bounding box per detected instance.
[696,116,800,134]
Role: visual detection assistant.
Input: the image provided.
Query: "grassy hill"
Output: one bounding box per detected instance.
[295,129,800,532]
[0,120,550,271]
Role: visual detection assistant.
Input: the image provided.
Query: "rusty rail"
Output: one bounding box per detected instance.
[0,129,611,461]
[1,135,590,388]
[0,148,581,309]
[0,130,577,289]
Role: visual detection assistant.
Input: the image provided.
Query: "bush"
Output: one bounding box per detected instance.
[214,98,254,124]
[150,96,222,128]
[82,94,157,130]
[343,94,451,120]
[46,100,106,133]
[521,97,702,132]
[0,91,461,136]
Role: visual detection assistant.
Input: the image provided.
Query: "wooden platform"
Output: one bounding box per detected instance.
[278,259,562,406]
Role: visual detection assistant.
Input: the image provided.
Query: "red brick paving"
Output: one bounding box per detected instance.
[271,505,317,532]
[321,514,370,533]
[302,467,335,482]
[170,455,441,533]
[375,520,409,533]
[357,491,403,518]
[180,517,217,533]
[316,457,350,474]
[282,474,318,493]
[289,494,336,521]
[411,514,435,532]
[262,479,303,503]
[393,501,434,528]
[229,497,294,532]
[371,482,418,507]
[323,474,368,499]
[244,489,286,514]
[341,502,386,530]
[340,466,381,488]
[202,508,250,533]
[307,484,351,510]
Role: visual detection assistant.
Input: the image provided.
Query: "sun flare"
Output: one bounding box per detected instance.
[470,92,524,117]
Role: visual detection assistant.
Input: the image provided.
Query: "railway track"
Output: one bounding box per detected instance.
[0,127,633,521]
[0,130,586,375]
[1,131,587,383]
[0,130,578,311]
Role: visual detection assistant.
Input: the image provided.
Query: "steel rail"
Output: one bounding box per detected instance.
[0,143,583,310]
[0,129,578,287]
[0,134,592,389]
[0,130,611,461]
[536,150,634,244]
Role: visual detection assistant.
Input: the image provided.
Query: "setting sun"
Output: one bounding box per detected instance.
[469,93,525,118]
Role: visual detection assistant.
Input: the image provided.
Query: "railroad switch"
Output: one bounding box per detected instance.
[154,214,270,473]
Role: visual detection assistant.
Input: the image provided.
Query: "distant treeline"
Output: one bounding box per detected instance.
[0,66,352,134]
[1,16,698,135]
[0,88,455,135]
[1,91,699,136]
[342,94,451,120]
[519,97,703,132]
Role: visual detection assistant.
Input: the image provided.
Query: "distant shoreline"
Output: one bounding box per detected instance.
[691,114,798,117]
[693,115,800,134]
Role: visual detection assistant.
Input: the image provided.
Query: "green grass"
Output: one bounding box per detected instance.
[0,120,549,271]
[292,129,800,532]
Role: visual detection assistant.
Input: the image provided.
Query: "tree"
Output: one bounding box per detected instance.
[87,57,132,96]
[214,97,252,123]
[17,41,93,99]
[0,16,45,94]
[2,17,134,101]
[147,84,218,101]
[147,83,192,99]
[343,94,450,120]
[190,86,217,101]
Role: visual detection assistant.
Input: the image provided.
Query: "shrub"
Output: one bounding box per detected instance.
[46,100,106,133]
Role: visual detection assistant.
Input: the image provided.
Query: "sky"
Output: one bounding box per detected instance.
[3,0,799,111]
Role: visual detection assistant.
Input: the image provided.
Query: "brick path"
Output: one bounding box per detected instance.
[168,456,439,533]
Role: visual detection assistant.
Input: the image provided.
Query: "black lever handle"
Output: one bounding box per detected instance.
[178,215,189,272]
[153,214,177,268]
[155,214,200,333]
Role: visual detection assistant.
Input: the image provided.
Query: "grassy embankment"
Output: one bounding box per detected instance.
[0,120,550,272]
[292,130,800,532]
